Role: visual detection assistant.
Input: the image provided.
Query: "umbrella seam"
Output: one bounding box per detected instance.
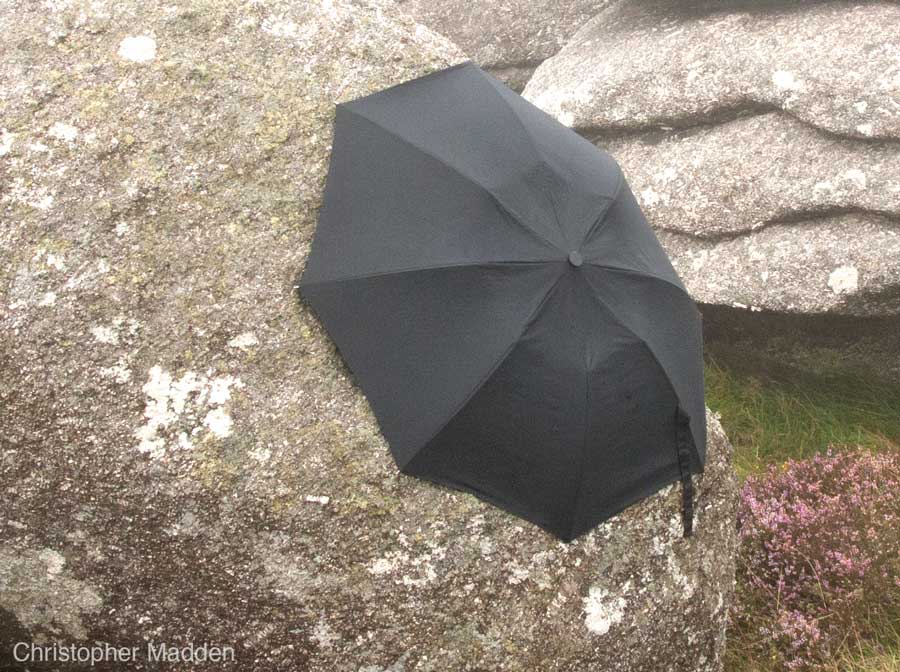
[581,273,703,467]
[583,263,697,310]
[478,71,652,258]
[576,169,625,250]
[396,269,569,471]
[300,260,562,288]
[342,106,564,255]
[479,72,641,256]
[567,323,593,541]
[545,173,569,249]
[634,341,702,469]
[477,71,573,248]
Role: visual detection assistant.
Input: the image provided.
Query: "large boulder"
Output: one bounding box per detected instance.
[396,0,613,92]
[524,1,900,316]
[525,1,900,139]
[0,1,737,670]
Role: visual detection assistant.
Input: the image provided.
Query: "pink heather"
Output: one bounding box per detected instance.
[733,448,900,670]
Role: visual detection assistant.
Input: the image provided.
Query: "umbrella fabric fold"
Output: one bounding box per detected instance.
[300,61,705,541]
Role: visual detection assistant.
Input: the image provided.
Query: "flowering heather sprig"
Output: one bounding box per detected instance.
[733,449,900,670]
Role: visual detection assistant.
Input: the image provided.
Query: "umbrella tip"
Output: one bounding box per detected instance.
[568,251,584,267]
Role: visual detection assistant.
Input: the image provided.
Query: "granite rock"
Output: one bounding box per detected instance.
[524,1,900,315]
[658,215,900,315]
[599,113,900,238]
[397,0,613,91]
[0,1,737,669]
[524,1,900,139]
[599,114,900,314]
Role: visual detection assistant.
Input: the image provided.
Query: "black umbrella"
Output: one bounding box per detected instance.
[300,62,705,542]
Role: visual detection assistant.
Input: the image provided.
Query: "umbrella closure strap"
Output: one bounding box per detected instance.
[675,408,694,538]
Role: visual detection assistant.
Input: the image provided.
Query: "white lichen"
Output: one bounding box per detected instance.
[524,78,594,129]
[367,554,405,576]
[506,561,530,585]
[250,446,272,462]
[771,70,802,91]
[135,365,242,457]
[203,407,233,438]
[312,616,340,649]
[667,554,696,599]
[583,586,627,635]
[841,168,867,190]
[99,358,132,384]
[208,375,239,405]
[827,266,859,295]
[640,187,661,207]
[227,332,259,349]
[365,544,443,587]
[0,129,15,156]
[38,548,66,576]
[90,325,119,344]
[45,253,66,271]
[117,35,157,62]
[261,17,299,38]
[48,121,79,142]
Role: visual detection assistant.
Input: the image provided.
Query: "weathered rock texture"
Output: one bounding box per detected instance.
[1,1,737,670]
[396,0,613,91]
[524,0,900,316]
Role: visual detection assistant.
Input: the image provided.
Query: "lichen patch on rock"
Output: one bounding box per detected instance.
[117,35,157,62]
[135,366,242,457]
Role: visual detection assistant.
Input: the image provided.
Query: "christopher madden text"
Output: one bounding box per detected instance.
[12,641,236,665]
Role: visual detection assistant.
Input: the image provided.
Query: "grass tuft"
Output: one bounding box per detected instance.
[704,348,900,478]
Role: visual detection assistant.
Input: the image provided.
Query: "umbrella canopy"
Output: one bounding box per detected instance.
[300,62,705,542]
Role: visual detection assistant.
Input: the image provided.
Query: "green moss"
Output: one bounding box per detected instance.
[255,108,296,151]
[192,440,242,492]
[341,491,402,517]
[77,84,116,120]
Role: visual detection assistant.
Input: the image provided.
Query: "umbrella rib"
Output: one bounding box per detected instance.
[576,169,625,250]
[545,178,569,250]
[397,268,569,471]
[342,107,563,255]
[478,73,571,248]
[583,263,697,309]
[581,273,702,466]
[481,72,630,256]
[300,260,558,288]
[567,322,593,541]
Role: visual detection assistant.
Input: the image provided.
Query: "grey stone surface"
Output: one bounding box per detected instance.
[600,113,900,239]
[524,1,900,139]
[397,0,612,91]
[658,215,900,315]
[524,1,900,316]
[0,547,103,640]
[601,114,900,314]
[0,0,737,670]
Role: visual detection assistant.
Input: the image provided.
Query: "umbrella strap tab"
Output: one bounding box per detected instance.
[675,408,694,538]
